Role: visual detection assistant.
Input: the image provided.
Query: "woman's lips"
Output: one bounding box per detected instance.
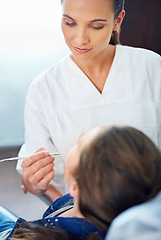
[73,46,92,53]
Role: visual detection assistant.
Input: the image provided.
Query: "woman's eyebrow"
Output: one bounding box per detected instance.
[63,15,107,23]
[90,19,108,22]
[63,14,75,21]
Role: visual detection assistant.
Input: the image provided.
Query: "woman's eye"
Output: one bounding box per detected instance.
[93,26,104,30]
[90,24,104,30]
[64,19,76,27]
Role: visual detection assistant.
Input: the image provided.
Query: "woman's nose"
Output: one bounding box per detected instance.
[74,27,89,46]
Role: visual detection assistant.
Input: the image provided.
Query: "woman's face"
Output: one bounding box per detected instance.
[65,126,107,186]
[61,0,119,62]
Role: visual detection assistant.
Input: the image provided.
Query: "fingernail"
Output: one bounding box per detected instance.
[44,151,49,156]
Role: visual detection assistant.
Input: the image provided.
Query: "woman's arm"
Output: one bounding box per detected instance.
[17,78,66,200]
[45,184,62,202]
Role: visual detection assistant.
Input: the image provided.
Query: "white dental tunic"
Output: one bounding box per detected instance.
[16,45,161,194]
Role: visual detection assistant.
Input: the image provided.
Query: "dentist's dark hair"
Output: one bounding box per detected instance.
[110,0,125,45]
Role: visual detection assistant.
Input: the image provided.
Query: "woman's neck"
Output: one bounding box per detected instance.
[71,44,116,74]
[70,44,116,93]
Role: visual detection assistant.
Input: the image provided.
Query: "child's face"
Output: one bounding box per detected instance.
[65,126,107,187]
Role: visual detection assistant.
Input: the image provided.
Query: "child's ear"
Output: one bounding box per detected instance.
[69,181,79,198]
[113,10,125,31]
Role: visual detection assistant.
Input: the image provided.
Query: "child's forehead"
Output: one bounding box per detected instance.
[79,126,108,149]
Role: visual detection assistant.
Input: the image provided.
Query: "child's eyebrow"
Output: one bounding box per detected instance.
[77,133,85,145]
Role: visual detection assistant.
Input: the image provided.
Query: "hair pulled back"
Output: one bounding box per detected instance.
[74,126,161,234]
[109,0,125,45]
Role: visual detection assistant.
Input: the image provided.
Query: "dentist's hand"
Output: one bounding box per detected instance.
[21,148,55,196]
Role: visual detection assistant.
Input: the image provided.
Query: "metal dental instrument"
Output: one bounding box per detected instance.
[0,152,67,163]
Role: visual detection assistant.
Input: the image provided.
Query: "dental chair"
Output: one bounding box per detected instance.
[0,205,18,222]
[105,191,161,240]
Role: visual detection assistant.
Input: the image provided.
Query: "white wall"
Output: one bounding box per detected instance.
[0,0,69,146]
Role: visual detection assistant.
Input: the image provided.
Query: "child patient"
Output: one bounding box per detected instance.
[1,125,161,240]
